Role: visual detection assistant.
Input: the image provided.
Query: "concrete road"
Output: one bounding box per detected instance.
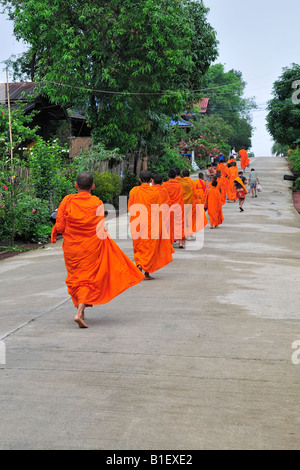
[0,157,300,450]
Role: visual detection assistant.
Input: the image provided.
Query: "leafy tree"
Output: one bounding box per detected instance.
[266,63,300,148]
[271,142,289,157]
[1,0,218,165]
[200,64,256,150]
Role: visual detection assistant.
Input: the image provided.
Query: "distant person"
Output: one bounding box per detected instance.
[239,147,251,171]
[234,171,249,212]
[204,179,224,229]
[230,147,238,159]
[248,168,260,198]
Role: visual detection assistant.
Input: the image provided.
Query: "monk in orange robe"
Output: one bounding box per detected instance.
[215,170,227,205]
[227,162,239,202]
[182,168,208,236]
[128,170,174,280]
[51,171,144,328]
[174,169,194,238]
[217,161,228,178]
[239,148,250,171]
[194,172,208,204]
[226,157,236,167]
[204,179,224,229]
[151,172,175,249]
[162,168,185,248]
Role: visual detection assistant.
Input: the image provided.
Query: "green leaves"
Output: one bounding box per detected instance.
[1,0,218,156]
[267,64,300,147]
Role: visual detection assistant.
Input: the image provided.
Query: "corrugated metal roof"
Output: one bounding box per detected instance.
[169,118,192,127]
[0,82,37,105]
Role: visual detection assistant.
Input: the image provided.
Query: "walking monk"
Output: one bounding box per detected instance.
[182,168,208,237]
[162,168,185,248]
[51,172,144,328]
[128,170,174,280]
[227,161,239,202]
[204,179,224,229]
[239,147,251,171]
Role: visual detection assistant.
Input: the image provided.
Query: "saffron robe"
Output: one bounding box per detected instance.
[187,177,208,232]
[217,175,228,205]
[128,183,174,273]
[162,179,185,243]
[51,192,144,308]
[239,149,250,170]
[217,162,228,178]
[194,178,207,204]
[226,158,236,167]
[205,185,224,227]
[227,166,239,201]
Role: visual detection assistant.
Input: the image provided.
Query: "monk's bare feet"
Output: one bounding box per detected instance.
[144,272,154,280]
[74,303,88,328]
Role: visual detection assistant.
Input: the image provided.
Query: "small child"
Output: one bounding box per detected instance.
[234,171,248,212]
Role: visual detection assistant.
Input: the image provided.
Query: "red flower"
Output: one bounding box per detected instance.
[3,186,8,190]
[32,209,37,213]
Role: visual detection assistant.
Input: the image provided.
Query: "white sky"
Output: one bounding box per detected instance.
[1,1,300,156]
[205,0,300,156]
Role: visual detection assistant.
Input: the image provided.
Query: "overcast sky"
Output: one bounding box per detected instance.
[1,1,300,156]
[205,0,300,156]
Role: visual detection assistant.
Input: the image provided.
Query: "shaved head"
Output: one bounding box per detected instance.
[76,172,94,190]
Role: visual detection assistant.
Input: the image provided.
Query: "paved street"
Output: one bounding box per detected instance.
[1,156,300,450]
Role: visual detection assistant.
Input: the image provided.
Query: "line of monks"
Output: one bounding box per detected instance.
[127,156,249,281]
[51,155,250,328]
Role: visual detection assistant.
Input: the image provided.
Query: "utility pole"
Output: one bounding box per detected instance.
[6,68,14,173]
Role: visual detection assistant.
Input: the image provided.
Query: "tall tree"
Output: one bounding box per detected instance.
[200,64,256,150]
[266,63,300,148]
[2,0,218,164]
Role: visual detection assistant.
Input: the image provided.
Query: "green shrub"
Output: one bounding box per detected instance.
[93,171,122,203]
[289,147,300,173]
[14,194,52,243]
[294,178,300,191]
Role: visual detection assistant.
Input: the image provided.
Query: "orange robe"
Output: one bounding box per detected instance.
[226,158,236,167]
[51,192,144,308]
[205,185,224,228]
[128,183,173,273]
[239,149,250,170]
[152,184,175,251]
[217,176,228,205]
[227,166,239,201]
[187,177,208,231]
[217,162,228,178]
[194,179,208,204]
[162,179,185,243]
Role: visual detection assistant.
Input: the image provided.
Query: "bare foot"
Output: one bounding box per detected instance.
[144,272,155,280]
[74,303,89,328]
[74,317,88,328]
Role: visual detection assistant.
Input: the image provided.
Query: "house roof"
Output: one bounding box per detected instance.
[0,82,37,110]
[0,82,67,120]
[195,98,210,113]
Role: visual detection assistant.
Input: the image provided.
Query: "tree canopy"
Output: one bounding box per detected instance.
[266,63,300,148]
[2,0,218,156]
[199,64,256,150]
